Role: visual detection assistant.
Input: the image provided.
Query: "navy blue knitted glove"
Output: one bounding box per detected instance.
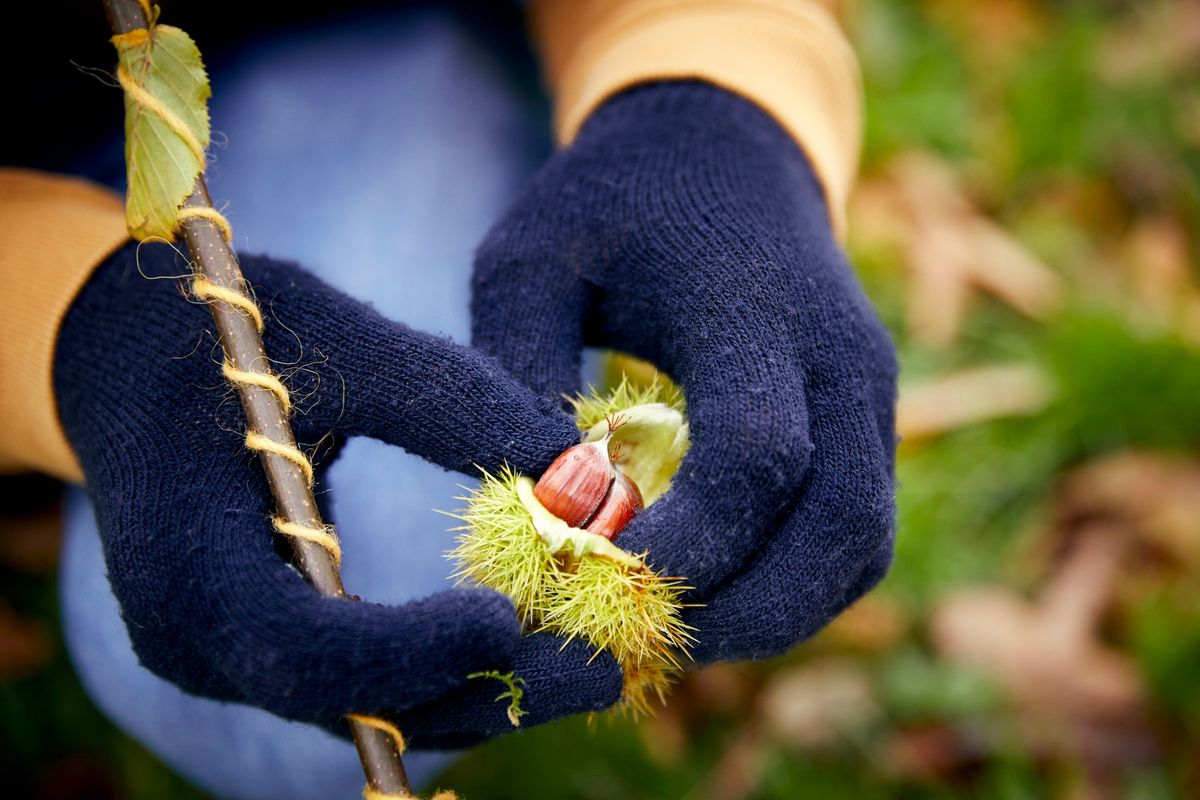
[473,81,898,663]
[53,242,622,746]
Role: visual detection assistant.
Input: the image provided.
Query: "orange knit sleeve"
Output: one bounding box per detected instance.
[529,0,862,239]
[0,169,130,482]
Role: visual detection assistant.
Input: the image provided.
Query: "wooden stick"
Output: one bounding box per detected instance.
[101,1,414,794]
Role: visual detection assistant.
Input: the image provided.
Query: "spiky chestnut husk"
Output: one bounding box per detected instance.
[449,470,692,665]
[569,374,685,432]
[448,466,556,624]
[619,659,682,719]
[448,375,693,713]
[539,546,692,668]
[571,377,689,507]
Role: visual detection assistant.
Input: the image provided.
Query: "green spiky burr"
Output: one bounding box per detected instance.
[448,375,694,712]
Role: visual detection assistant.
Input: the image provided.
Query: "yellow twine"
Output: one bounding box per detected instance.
[345,714,408,755]
[244,431,314,485]
[177,206,234,241]
[221,361,291,413]
[271,517,341,564]
[361,789,416,800]
[116,64,206,166]
[345,713,423,798]
[191,276,264,332]
[361,789,459,800]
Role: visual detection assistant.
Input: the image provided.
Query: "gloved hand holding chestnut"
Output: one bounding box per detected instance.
[473,80,899,663]
[54,242,622,746]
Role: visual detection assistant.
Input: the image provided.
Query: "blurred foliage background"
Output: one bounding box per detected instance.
[3,0,1198,797]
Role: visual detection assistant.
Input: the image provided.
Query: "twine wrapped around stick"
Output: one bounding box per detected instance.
[103,0,424,796]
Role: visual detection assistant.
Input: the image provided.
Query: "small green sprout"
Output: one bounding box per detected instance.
[467,670,527,727]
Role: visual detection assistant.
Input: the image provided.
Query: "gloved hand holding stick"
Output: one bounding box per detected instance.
[99,0,413,794]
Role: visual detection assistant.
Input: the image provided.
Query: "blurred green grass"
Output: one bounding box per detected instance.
[447,2,1200,797]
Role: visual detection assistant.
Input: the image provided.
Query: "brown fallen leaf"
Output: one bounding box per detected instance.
[897,362,1054,442]
[884,716,1156,800]
[1118,214,1200,345]
[1124,215,1192,314]
[637,701,688,768]
[1058,451,1200,569]
[965,218,1064,319]
[682,663,757,718]
[1095,0,1200,84]
[820,594,909,652]
[684,660,879,800]
[693,723,767,800]
[757,659,879,752]
[926,0,1047,67]
[882,722,993,783]
[852,152,1064,347]
[930,522,1152,769]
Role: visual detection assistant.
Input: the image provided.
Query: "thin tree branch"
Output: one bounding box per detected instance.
[101,1,413,794]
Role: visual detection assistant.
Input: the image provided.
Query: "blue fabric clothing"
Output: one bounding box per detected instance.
[59,7,605,798]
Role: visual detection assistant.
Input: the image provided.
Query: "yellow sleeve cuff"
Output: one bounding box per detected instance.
[531,0,862,240]
[0,169,130,482]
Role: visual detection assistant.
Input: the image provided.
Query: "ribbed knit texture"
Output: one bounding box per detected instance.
[473,81,898,663]
[53,243,621,743]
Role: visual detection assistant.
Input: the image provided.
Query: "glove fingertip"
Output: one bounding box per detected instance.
[513,636,624,722]
[490,401,581,475]
[389,637,622,748]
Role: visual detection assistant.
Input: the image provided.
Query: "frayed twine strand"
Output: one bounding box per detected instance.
[191,275,262,330]
[345,713,407,756]
[362,787,459,800]
[272,517,341,566]
[177,206,234,242]
[221,361,290,412]
[243,430,314,485]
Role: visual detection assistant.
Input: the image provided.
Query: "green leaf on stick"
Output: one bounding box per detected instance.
[111,24,211,241]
